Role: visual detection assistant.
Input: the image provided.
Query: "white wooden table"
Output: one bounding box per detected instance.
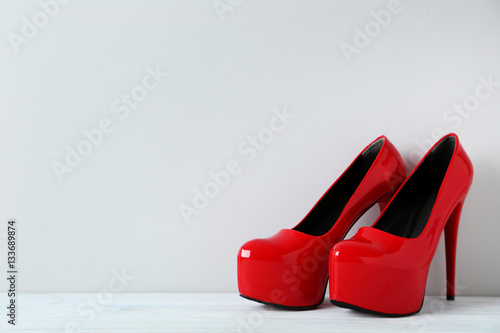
[1,294,499,332]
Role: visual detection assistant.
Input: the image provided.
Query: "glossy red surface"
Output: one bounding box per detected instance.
[330,133,473,316]
[238,136,406,308]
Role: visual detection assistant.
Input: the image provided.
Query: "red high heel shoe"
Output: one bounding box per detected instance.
[237,136,406,309]
[330,133,473,316]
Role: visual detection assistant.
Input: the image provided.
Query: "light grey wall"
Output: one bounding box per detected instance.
[0,0,499,296]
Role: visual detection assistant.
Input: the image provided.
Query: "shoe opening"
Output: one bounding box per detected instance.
[293,138,385,236]
[373,136,456,238]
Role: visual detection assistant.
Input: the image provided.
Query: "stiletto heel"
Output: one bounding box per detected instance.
[444,200,464,301]
[330,133,473,316]
[238,136,406,309]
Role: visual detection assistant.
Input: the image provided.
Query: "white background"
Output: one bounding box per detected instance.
[0,0,499,297]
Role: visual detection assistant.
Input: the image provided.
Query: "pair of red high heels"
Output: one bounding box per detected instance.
[237,133,473,316]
